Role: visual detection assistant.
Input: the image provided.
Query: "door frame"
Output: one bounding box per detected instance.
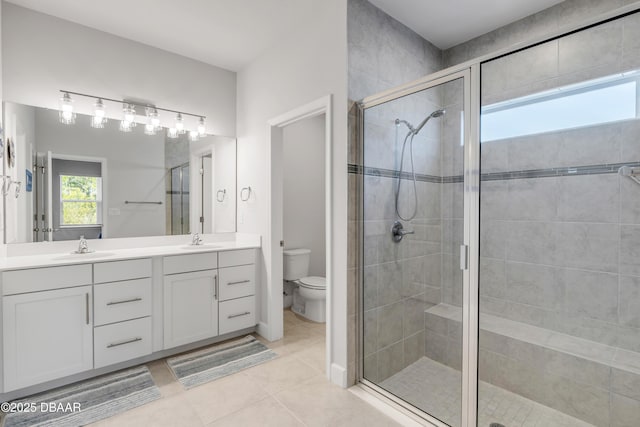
[357,68,479,427]
[264,95,333,380]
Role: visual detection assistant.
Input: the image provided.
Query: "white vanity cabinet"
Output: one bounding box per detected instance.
[163,253,219,349]
[2,265,94,392]
[163,249,257,349]
[93,259,153,368]
[218,250,257,335]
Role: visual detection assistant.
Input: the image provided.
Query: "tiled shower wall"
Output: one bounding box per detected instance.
[347,0,442,384]
[476,13,640,354]
[443,0,635,68]
[348,0,640,387]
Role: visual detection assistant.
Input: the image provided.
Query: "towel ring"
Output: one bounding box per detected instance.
[1,176,11,196]
[240,186,252,202]
[216,189,226,202]
[13,181,21,198]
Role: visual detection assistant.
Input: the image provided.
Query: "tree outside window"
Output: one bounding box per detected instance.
[60,175,102,226]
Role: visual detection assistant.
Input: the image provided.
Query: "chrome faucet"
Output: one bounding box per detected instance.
[191,232,203,246]
[77,235,90,253]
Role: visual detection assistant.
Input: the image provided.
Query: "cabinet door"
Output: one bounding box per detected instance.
[3,286,93,392]
[163,269,218,349]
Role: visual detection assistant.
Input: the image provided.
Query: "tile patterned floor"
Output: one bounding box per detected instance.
[380,357,594,427]
[87,309,400,427]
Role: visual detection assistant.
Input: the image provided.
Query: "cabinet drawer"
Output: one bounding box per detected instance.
[3,264,92,295]
[94,278,152,326]
[219,296,256,335]
[94,258,152,284]
[219,249,255,268]
[164,252,218,275]
[219,265,255,301]
[94,317,152,368]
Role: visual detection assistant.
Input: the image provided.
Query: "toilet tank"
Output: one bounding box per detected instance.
[283,248,311,281]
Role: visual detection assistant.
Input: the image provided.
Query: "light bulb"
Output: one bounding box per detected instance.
[175,113,185,134]
[119,120,133,132]
[189,130,199,142]
[146,107,161,134]
[197,117,206,136]
[59,92,76,125]
[91,98,107,129]
[123,104,136,124]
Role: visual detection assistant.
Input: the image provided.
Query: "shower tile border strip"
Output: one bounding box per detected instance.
[348,162,640,182]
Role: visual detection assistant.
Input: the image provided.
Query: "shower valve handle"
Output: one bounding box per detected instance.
[391,221,414,243]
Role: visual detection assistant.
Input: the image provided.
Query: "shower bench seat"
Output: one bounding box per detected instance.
[424,303,640,426]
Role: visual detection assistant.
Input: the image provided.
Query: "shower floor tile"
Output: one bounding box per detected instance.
[379,357,594,427]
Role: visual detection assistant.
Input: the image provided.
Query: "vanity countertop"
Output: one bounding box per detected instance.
[0,240,260,272]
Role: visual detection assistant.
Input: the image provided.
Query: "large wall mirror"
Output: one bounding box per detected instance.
[3,101,237,243]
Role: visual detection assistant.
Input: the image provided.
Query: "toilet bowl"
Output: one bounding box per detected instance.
[292,276,326,323]
[283,249,327,323]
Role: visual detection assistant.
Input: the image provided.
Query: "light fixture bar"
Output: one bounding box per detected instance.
[59,90,206,119]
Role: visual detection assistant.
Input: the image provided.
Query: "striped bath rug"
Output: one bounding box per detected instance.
[3,365,161,427]
[167,335,277,389]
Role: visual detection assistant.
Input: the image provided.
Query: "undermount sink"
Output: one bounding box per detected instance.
[51,251,116,261]
[179,244,221,250]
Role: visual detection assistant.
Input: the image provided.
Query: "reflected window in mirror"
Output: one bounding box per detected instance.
[60,175,102,226]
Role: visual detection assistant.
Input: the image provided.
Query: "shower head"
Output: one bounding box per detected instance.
[412,109,446,135]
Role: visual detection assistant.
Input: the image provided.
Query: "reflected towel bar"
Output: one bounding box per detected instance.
[125,201,163,205]
[618,166,640,185]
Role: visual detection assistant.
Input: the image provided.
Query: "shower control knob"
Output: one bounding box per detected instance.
[391,220,414,243]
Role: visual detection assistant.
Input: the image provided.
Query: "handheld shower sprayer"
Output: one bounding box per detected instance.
[393,109,446,224]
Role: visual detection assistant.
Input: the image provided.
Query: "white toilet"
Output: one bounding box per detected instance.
[283,248,326,323]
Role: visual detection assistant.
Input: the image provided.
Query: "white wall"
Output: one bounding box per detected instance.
[283,115,326,277]
[236,0,348,385]
[34,108,166,239]
[3,102,34,243]
[2,3,236,137]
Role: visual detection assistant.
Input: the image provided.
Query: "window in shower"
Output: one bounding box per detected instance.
[481,71,639,142]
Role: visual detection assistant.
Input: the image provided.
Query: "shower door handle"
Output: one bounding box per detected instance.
[460,245,469,271]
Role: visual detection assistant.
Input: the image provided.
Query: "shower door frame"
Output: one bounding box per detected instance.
[357,66,481,427]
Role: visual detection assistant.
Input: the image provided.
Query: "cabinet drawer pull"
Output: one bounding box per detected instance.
[107,337,143,348]
[227,279,250,286]
[214,274,219,300]
[228,311,251,319]
[107,297,142,306]
[86,293,90,325]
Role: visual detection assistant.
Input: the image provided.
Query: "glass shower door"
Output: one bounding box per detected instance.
[360,71,471,426]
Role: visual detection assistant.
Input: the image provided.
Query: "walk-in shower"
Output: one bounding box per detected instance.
[357,7,640,427]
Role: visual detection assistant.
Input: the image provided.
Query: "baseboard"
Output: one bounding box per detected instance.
[330,363,347,387]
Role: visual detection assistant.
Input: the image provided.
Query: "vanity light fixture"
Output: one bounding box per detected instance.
[119,103,136,132]
[59,92,76,125]
[197,117,206,136]
[174,113,185,135]
[91,98,107,128]
[58,90,207,137]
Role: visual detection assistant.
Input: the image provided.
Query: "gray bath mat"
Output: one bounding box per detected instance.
[167,335,277,389]
[4,365,161,427]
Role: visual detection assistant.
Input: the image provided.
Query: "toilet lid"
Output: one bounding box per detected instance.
[298,276,326,289]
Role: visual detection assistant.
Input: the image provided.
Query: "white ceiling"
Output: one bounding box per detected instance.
[6,0,566,70]
[5,0,316,71]
[368,0,565,49]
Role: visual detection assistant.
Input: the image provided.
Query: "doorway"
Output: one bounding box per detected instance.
[265,95,333,381]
